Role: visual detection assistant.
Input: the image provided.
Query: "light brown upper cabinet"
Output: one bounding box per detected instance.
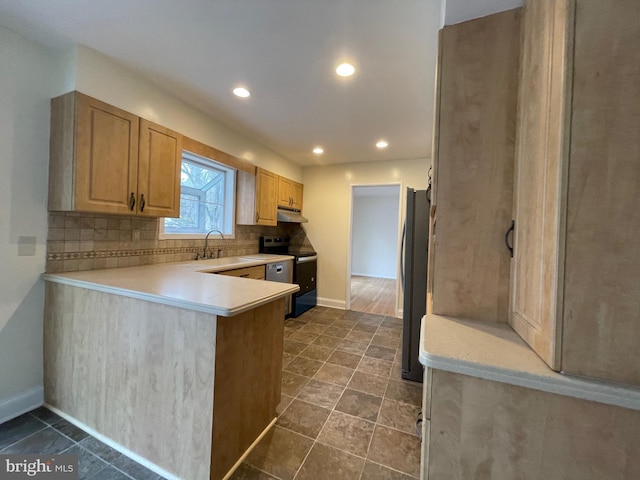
[429,9,521,323]
[509,0,575,371]
[236,167,279,226]
[137,119,182,217]
[49,91,182,217]
[278,176,303,211]
[511,0,640,386]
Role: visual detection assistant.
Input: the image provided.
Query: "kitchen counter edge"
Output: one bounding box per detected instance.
[419,313,640,411]
[42,254,299,317]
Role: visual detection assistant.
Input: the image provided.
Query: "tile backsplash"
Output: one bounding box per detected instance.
[46,212,313,273]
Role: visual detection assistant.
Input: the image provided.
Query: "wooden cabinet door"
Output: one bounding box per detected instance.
[74,93,139,214]
[431,9,520,323]
[278,176,303,210]
[216,265,265,280]
[137,119,182,218]
[277,176,292,208]
[509,0,574,370]
[290,181,303,211]
[255,168,278,226]
[561,0,640,386]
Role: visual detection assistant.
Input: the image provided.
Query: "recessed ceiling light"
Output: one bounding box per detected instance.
[336,63,355,77]
[312,147,324,154]
[233,87,251,98]
[376,140,389,149]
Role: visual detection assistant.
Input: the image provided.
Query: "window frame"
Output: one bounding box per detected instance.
[159,150,236,240]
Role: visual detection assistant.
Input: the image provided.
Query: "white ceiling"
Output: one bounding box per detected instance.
[0,0,442,167]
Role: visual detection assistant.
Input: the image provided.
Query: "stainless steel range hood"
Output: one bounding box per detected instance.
[277,208,309,223]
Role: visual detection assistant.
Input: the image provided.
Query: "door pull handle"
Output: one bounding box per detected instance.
[505,220,515,258]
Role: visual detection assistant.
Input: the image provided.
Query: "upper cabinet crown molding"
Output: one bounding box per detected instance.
[49,91,182,218]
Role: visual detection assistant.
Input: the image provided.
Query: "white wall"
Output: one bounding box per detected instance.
[0,27,67,420]
[0,38,304,422]
[351,192,400,279]
[74,45,302,182]
[302,158,429,308]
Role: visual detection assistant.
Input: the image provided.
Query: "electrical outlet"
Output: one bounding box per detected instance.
[132,229,141,241]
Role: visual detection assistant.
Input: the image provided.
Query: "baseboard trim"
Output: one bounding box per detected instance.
[45,404,180,480]
[316,298,347,310]
[221,417,277,480]
[351,273,398,280]
[0,386,44,424]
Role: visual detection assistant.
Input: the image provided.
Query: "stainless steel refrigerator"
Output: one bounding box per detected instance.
[401,188,430,383]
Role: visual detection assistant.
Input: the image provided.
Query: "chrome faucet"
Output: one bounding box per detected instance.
[202,229,225,259]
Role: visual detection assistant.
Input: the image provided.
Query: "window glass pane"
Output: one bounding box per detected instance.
[204,203,223,231]
[205,181,224,206]
[181,160,223,189]
[165,194,201,232]
[164,152,235,236]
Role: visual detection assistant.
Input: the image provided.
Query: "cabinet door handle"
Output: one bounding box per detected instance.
[256,212,260,222]
[129,192,136,211]
[505,220,515,258]
[240,274,250,278]
[140,194,146,212]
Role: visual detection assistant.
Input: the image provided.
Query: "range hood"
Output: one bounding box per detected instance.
[277,208,309,223]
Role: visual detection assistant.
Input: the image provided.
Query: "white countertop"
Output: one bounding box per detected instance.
[42,255,299,317]
[419,314,640,411]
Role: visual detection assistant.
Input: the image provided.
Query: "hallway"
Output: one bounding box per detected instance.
[350,276,398,318]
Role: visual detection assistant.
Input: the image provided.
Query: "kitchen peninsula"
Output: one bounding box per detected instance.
[42,255,298,480]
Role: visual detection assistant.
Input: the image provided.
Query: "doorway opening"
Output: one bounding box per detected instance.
[347,184,403,318]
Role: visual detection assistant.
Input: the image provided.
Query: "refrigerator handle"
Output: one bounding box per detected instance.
[400,221,406,291]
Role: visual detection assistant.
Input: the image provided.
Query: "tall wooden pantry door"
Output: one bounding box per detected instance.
[509,0,575,370]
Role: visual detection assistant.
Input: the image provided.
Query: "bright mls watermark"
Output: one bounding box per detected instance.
[0,455,77,479]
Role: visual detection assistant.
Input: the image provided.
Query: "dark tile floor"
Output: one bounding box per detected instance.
[0,407,164,480]
[232,306,423,480]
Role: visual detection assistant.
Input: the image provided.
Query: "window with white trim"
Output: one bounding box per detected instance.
[161,151,236,238]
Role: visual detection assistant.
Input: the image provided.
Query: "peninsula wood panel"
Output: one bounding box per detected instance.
[44,283,216,480]
[431,9,520,323]
[561,0,640,385]
[509,0,574,369]
[211,300,284,480]
[427,370,640,480]
[137,119,182,218]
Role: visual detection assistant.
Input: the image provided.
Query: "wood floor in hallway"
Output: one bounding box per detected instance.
[350,275,398,318]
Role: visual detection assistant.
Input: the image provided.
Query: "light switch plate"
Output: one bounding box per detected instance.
[18,236,37,256]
